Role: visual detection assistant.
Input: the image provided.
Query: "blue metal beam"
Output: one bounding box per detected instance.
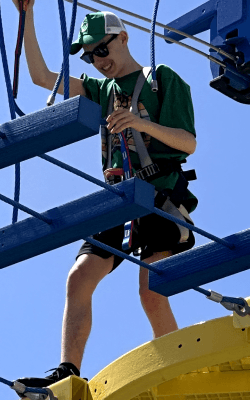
[148,229,250,297]
[0,178,154,269]
[163,0,250,104]
[0,95,102,169]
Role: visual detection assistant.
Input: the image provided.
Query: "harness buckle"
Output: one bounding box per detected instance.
[135,163,160,181]
[104,168,124,185]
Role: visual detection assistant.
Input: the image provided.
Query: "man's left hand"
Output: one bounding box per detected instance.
[106,109,143,134]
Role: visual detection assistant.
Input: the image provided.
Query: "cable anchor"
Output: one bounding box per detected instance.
[207,291,250,317]
[221,298,250,317]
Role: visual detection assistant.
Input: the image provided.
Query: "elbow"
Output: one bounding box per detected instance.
[187,137,197,155]
[32,73,46,88]
[31,68,51,89]
[32,76,43,87]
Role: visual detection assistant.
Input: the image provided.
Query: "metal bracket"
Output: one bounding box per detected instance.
[11,381,58,400]
[222,298,250,317]
[207,291,250,317]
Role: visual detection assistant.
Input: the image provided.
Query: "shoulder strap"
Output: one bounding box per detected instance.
[130,67,154,168]
[130,67,152,113]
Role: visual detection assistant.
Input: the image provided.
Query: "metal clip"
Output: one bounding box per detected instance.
[47,94,55,106]
[22,392,48,400]
[12,381,57,400]
[151,80,158,92]
[206,290,223,303]
[221,298,250,317]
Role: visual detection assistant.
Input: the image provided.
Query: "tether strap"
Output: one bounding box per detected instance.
[106,89,114,169]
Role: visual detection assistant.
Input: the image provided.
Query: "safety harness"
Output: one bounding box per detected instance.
[101,67,197,246]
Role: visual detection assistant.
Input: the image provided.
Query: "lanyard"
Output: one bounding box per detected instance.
[118,131,134,250]
[13,0,29,98]
[113,86,134,249]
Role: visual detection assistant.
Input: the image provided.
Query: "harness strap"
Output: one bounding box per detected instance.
[130,67,153,168]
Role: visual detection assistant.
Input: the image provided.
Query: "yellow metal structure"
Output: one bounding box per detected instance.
[48,376,87,400]
[88,315,250,400]
[26,303,250,400]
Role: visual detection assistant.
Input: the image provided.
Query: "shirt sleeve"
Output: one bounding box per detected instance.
[80,73,101,104]
[156,65,196,137]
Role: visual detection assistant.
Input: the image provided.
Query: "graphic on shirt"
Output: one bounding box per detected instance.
[102,91,151,164]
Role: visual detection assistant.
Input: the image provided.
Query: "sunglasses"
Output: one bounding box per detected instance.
[80,34,118,64]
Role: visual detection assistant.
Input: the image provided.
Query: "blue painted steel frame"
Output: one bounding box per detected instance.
[0,96,102,169]
[148,228,250,297]
[164,0,250,103]
[0,178,155,269]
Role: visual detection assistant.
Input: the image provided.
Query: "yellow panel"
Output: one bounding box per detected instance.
[89,315,250,400]
[155,370,250,396]
[44,376,87,400]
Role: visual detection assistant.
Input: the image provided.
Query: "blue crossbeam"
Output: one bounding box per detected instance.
[0,95,102,169]
[0,178,154,269]
[148,229,250,297]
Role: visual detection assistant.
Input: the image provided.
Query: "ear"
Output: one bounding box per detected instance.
[119,31,128,45]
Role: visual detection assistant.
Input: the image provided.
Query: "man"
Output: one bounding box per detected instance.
[12,0,197,387]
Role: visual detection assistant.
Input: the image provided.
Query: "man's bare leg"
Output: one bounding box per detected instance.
[61,254,114,371]
[139,251,178,339]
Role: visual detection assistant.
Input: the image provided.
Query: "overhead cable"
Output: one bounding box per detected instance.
[64,0,233,67]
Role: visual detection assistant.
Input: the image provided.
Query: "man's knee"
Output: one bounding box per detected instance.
[66,254,114,297]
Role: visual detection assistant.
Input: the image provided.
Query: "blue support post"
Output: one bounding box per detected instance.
[148,229,250,297]
[0,178,155,270]
[0,96,102,169]
[164,0,250,103]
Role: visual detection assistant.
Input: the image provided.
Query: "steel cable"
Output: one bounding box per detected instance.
[64,0,233,67]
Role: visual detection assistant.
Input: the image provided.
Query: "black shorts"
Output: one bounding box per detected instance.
[76,211,195,273]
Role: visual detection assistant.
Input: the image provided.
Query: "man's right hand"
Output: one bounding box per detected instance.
[12,0,35,12]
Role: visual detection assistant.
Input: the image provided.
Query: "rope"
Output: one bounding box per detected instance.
[150,0,160,92]
[85,236,163,274]
[0,194,53,224]
[153,207,235,249]
[0,377,13,387]
[39,154,125,197]
[48,0,77,106]
[14,100,25,116]
[63,0,227,68]
[193,287,245,307]
[0,4,16,119]
[12,164,21,224]
[0,2,22,224]
[57,0,70,100]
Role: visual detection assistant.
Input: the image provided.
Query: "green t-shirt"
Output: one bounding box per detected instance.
[81,64,198,213]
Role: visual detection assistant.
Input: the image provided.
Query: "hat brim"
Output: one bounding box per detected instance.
[70,33,107,55]
[70,42,83,55]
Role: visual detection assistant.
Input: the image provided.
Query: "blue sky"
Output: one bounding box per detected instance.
[1,0,250,398]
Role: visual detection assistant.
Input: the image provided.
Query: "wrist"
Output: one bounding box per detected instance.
[26,7,34,18]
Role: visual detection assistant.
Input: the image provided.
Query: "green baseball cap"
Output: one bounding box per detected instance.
[70,11,127,55]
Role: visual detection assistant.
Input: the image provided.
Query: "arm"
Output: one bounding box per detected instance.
[136,119,197,155]
[106,110,197,155]
[12,1,85,98]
